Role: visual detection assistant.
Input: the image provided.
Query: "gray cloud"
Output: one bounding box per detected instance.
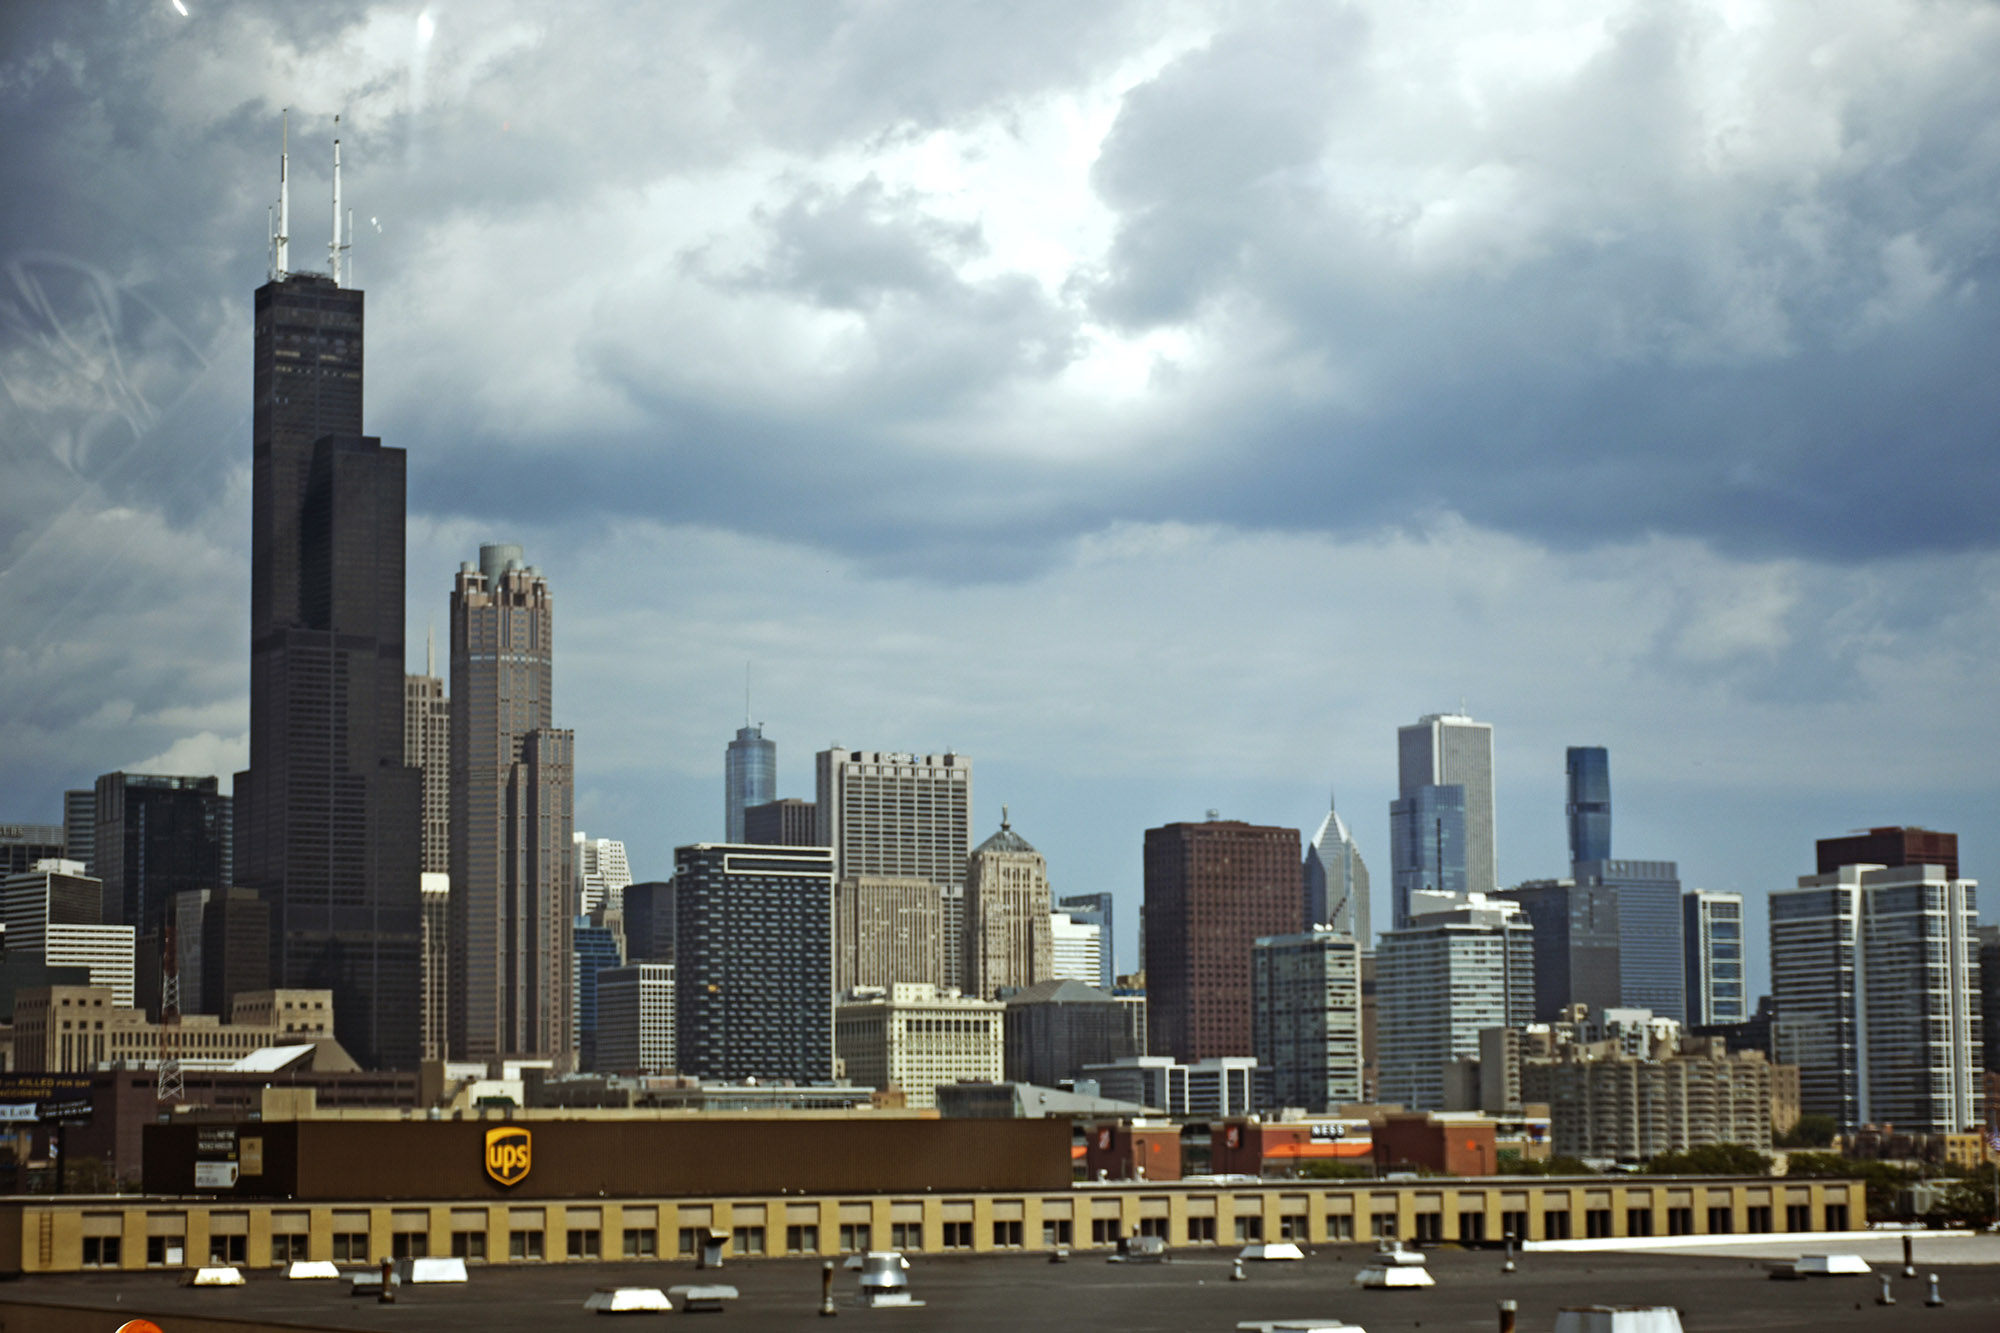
[4,1,1997,956]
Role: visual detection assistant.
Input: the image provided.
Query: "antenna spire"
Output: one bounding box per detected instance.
[426,621,435,678]
[329,114,350,286]
[272,109,291,279]
[745,662,751,728]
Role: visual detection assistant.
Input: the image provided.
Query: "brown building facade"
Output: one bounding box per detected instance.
[1816,826,1958,879]
[1143,821,1302,1062]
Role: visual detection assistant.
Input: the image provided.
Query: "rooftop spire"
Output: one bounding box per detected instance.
[270,109,291,280]
[328,114,350,286]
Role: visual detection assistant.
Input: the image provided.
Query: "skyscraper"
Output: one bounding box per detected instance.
[1142,819,1302,1062]
[1057,891,1115,988]
[62,792,95,872]
[744,798,818,846]
[1304,797,1370,941]
[1565,746,1611,865]
[1682,889,1746,1027]
[816,748,972,989]
[964,811,1053,999]
[573,833,632,914]
[0,825,67,879]
[1574,858,1684,1018]
[92,772,230,933]
[1772,854,1979,1133]
[572,912,624,1071]
[1815,826,1959,880]
[1387,783,1466,928]
[420,872,449,1061]
[725,724,776,842]
[1498,878,1621,1022]
[673,842,835,1083]
[1049,912,1103,985]
[235,125,421,1070]
[1251,929,1364,1113]
[404,633,451,877]
[1376,894,1534,1111]
[834,876,943,994]
[449,543,576,1063]
[1395,712,1497,901]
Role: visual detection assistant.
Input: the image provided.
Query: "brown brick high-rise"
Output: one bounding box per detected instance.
[1144,820,1302,1062]
[1816,826,1958,880]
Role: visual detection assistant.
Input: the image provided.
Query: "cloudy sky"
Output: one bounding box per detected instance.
[5,0,1998,987]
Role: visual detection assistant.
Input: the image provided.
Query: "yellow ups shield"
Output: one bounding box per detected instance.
[484,1126,532,1188]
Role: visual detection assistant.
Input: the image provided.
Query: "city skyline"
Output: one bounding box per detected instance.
[5,3,1999,1009]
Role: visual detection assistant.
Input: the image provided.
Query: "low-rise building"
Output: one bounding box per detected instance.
[1002,978,1139,1088]
[12,985,341,1073]
[1078,1055,1268,1117]
[1521,1034,1780,1161]
[834,983,1003,1109]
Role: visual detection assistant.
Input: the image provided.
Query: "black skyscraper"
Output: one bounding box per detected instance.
[234,253,422,1070]
[92,772,229,932]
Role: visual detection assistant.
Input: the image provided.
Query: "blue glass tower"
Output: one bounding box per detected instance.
[572,914,625,1071]
[1388,784,1465,928]
[1566,746,1612,865]
[724,724,776,842]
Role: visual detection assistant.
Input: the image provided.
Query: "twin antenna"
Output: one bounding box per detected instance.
[267,108,352,286]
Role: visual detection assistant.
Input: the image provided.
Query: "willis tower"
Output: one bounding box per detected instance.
[235,117,421,1069]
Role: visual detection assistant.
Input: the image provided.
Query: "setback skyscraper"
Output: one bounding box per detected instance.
[1396,712,1497,896]
[725,724,776,842]
[449,543,576,1063]
[235,123,421,1070]
[1304,796,1370,941]
[1057,891,1115,988]
[1565,746,1611,865]
[964,811,1052,999]
[816,748,971,990]
[1377,894,1534,1111]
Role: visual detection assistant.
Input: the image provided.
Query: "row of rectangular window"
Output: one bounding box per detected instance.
[78,1201,1849,1269]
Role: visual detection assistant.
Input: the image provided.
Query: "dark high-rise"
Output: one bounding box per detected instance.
[1816,826,1959,880]
[673,843,834,1082]
[1499,878,1620,1021]
[1565,746,1611,865]
[92,772,230,932]
[1142,819,1302,1062]
[233,134,421,1071]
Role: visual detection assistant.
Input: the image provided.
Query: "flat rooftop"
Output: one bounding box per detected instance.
[8,1241,2000,1332]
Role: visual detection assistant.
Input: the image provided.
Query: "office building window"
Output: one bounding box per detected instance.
[731,1226,765,1256]
[332,1233,368,1263]
[839,1223,872,1252]
[622,1228,657,1258]
[509,1229,545,1261]
[567,1229,601,1260]
[82,1236,121,1267]
[786,1224,820,1254]
[452,1230,488,1261]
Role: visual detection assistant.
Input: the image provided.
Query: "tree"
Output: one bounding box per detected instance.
[1774,1114,1837,1149]
[1497,1155,1593,1177]
[1642,1143,1772,1176]
[1785,1151,1916,1220]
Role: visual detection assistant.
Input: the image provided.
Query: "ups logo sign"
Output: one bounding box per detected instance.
[484,1126,532,1188]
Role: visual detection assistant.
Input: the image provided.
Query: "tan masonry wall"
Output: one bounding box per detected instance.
[0,1178,1865,1275]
